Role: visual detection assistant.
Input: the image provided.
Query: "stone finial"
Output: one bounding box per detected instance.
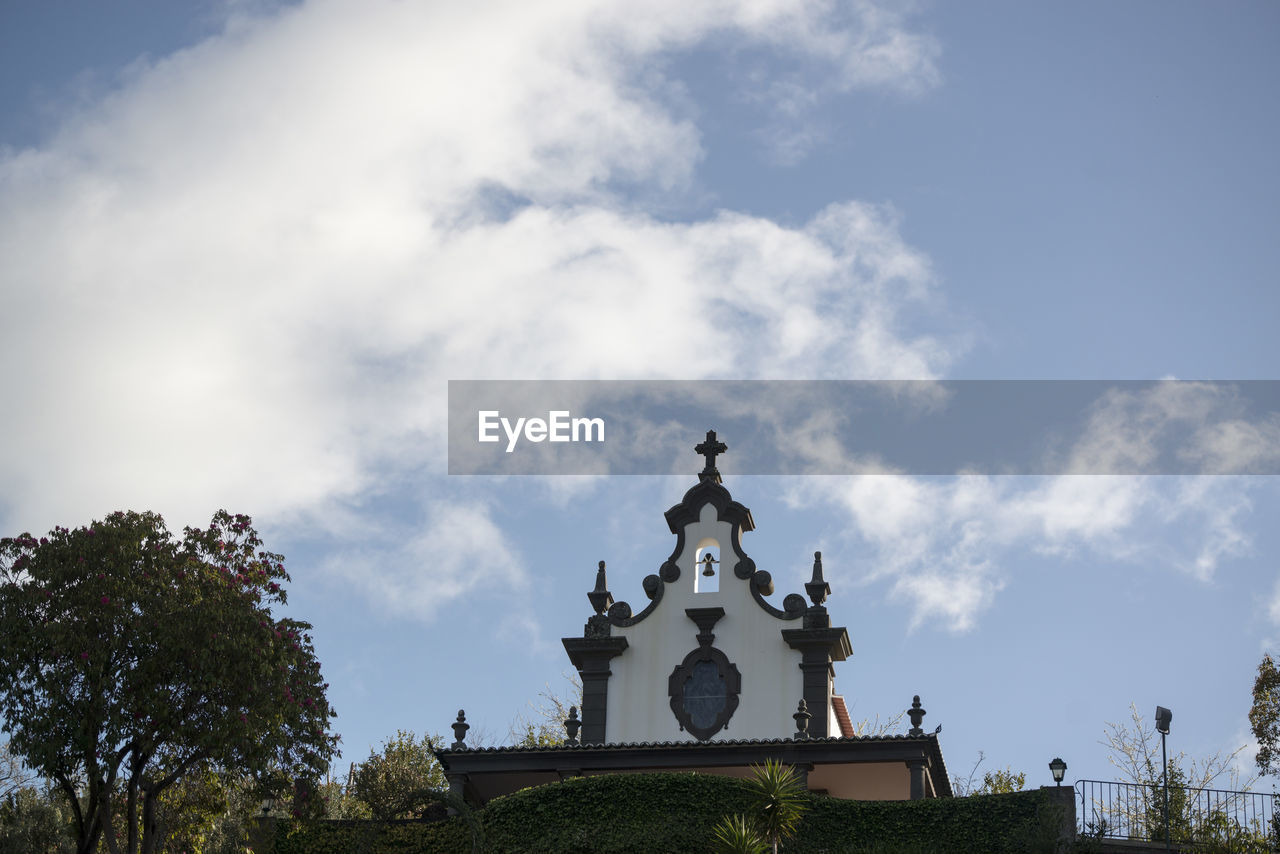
[793,699,812,740]
[451,709,470,749]
[805,551,830,607]
[564,706,582,745]
[587,560,614,615]
[694,429,727,483]
[907,695,926,736]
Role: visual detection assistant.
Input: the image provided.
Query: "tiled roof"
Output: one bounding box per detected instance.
[437,732,937,755]
[832,695,855,738]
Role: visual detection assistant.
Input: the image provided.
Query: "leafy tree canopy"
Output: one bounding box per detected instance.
[1251,653,1280,777]
[976,767,1027,795]
[953,751,1026,797]
[351,729,446,820]
[0,509,338,854]
[0,783,75,853]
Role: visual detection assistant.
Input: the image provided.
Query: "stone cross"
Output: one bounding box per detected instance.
[694,430,727,481]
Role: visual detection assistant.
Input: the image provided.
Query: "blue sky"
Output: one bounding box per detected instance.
[2,0,1278,794]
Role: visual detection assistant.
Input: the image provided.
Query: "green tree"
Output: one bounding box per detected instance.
[351,730,446,820]
[0,510,338,854]
[506,675,582,747]
[976,766,1026,795]
[192,773,274,854]
[1103,703,1251,792]
[317,775,372,819]
[511,722,564,748]
[950,751,1026,796]
[0,784,75,853]
[1102,704,1257,846]
[746,759,808,854]
[165,770,348,852]
[1250,653,1280,777]
[1143,761,1193,844]
[150,764,250,854]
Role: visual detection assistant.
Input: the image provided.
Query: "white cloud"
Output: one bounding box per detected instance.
[731,0,941,160]
[774,379,1272,631]
[322,500,525,619]
[799,472,1259,632]
[1060,381,1280,475]
[0,0,946,616]
[1186,416,1280,475]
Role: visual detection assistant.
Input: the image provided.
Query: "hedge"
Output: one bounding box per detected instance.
[271,815,472,854]
[269,772,1065,853]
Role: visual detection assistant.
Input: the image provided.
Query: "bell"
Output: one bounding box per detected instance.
[701,554,716,577]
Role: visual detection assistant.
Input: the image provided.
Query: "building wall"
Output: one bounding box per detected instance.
[606,501,810,743]
[810,762,912,801]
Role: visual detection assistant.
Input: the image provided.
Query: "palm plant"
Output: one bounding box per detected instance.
[711,813,769,854]
[747,759,809,853]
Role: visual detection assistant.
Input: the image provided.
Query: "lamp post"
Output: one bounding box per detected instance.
[1155,705,1172,851]
[1049,757,1067,787]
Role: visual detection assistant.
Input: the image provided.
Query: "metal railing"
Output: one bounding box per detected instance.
[1076,779,1277,852]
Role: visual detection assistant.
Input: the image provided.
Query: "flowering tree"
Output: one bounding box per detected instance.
[0,510,338,854]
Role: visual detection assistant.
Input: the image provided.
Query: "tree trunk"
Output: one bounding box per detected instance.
[140,787,160,854]
[57,774,98,854]
[101,794,123,854]
[126,779,139,854]
[77,820,102,854]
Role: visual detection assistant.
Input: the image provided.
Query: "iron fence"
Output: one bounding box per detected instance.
[1076,779,1277,851]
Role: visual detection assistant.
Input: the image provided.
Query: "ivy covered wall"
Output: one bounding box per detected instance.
[269,772,1066,854]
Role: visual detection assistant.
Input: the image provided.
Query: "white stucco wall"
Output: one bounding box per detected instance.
[605,502,809,743]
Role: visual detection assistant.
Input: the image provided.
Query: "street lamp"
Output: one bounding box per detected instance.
[1155,706,1172,851]
[1049,757,1067,787]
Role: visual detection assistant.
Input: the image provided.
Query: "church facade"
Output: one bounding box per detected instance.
[437,432,951,807]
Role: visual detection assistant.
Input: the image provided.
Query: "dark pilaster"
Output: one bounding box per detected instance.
[794,762,814,791]
[1041,785,1077,847]
[247,818,276,853]
[446,771,469,816]
[781,626,851,739]
[562,636,628,745]
[907,759,927,800]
